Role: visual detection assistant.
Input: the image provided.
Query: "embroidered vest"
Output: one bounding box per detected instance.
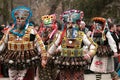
[61,31,84,57]
[8,27,34,51]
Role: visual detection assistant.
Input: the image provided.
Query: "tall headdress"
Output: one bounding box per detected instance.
[60,9,84,24]
[59,9,84,40]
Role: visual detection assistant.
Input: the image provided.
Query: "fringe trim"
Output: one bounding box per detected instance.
[1,48,40,70]
[54,56,89,70]
[96,45,113,57]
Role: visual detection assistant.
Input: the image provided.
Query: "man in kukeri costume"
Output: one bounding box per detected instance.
[37,14,59,80]
[47,9,97,80]
[0,6,47,80]
[90,17,119,80]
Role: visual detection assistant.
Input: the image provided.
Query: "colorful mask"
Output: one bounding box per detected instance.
[61,10,83,39]
[60,9,84,24]
[11,6,32,23]
[92,17,106,31]
[41,14,56,27]
[66,24,79,39]
[39,14,57,40]
[10,6,32,37]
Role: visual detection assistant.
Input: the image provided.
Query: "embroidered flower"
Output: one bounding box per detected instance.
[95,61,102,65]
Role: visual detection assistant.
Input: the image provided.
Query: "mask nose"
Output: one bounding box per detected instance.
[16,16,25,23]
[67,17,73,23]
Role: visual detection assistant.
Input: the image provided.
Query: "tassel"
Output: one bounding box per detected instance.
[17,51,21,61]
[66,57,70,65]
[71,57,75,65]
[59,56,64,64]
[8,51,14,60]
[4,50,11,60]
[74,58,78,65]
[27,50,31,60]
[21,51,25,60]
[13,51,17,60]
[25,50,29,60]
[62,61,66,65]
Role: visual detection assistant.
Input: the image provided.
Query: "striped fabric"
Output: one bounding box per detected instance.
[96,74,101,80]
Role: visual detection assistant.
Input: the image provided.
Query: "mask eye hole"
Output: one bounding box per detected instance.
[44,16,46,18]
[21,17,24,20]
[50,16,54,19]
[42,16,47,20]
[16,17,20,19]
[72,22,75,24]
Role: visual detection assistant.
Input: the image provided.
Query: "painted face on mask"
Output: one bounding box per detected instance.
[14,9,30,30]
[16,16,26,25]
[61,10,84,39]
[10,6,32,37]
[15,10,29,21]
[40,14,57,39]
[41,14,56,27]
[92,17,106,32]
[16,16,26,30]
[66,23,79,39]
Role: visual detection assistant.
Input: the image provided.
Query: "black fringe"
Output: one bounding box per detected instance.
[96,45,113,57]
[1,48,40,70]
[54,56,89,70]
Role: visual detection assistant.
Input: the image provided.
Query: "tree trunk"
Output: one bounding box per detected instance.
[3,0,9,25]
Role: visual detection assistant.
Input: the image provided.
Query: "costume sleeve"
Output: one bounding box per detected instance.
[36,34,47,57]
[0,34,8,52]
[47,33,61,55]
[82,33,98,57]
[30,28,47,57]
[106,31,118,53]
[56,45,62,52]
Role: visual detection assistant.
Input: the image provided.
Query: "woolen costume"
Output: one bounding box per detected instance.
[0,6,47,80]
[38,14,59,80]
[47,10,97,80]
[90,17,119,80]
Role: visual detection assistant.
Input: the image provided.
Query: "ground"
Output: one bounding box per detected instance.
[0,74,120,80]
